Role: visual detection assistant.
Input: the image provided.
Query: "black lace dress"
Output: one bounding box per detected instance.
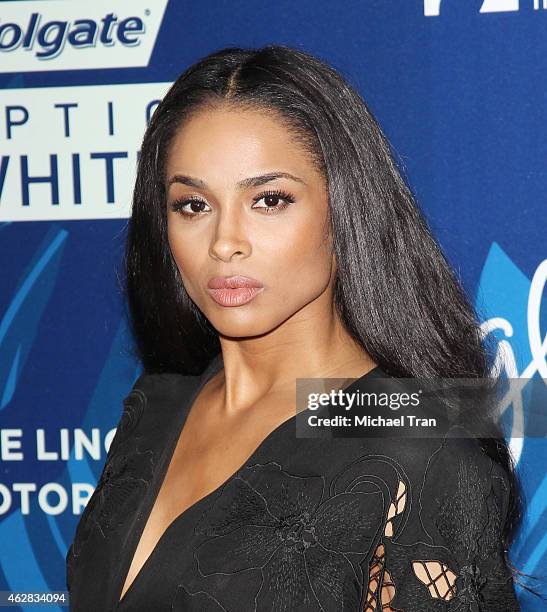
[66,354,521,611]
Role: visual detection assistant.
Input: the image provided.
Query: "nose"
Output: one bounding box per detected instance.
[208,205,251,262]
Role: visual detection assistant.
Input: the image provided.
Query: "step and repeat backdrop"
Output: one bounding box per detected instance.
[0,0,545,609]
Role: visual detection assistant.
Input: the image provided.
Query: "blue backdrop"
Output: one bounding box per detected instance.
[0,1,545,609]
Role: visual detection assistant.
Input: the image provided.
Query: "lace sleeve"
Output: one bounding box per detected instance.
[364,436,521,611]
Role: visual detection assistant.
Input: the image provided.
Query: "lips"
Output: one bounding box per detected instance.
[207,275,264,289]
[206,275,264,307]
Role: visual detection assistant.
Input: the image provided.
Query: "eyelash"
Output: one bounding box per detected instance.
[169,189,296,219]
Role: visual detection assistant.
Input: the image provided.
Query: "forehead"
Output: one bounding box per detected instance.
[165,104,317,181]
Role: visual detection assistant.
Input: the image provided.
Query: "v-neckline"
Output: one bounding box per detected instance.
[114,357,382,608]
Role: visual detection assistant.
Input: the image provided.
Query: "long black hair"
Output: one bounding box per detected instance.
[121,44,541,599]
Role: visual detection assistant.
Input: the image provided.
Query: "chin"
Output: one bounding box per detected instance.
[212,319,275,339]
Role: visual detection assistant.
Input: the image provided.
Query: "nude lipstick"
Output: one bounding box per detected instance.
[207,275,264,307]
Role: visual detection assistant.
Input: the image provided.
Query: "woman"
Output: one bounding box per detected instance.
[66,44,532,611]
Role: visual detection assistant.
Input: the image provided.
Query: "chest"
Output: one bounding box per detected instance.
[158,390,297,519]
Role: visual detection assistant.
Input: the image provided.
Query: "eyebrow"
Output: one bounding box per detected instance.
[167,171,306,189]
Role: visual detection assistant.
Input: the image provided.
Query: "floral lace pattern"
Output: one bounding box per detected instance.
[66,373,519,611]
[165,436,518,611]
[360,434,516,612]
[190,461,385,610]
[66,388,156,590]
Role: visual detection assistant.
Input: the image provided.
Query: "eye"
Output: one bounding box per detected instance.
[251,189,295,214]
[169,197,211,218]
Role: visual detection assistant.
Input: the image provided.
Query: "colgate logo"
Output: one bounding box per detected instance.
[0,12,146,60]
[0,1,167,74]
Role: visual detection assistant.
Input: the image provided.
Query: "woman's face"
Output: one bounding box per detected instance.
[165,104,335,338]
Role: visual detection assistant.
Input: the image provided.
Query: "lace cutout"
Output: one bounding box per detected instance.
[364,478,406,611]
[412,559,458,600]
[365,439,502,610]
[364,542,402,611]
[384,480,406,537]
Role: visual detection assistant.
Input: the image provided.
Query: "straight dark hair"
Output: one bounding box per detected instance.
[122,44,541,600]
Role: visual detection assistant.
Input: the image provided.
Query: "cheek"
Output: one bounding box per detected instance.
[268,214,333,300]
[167,223,202,288]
